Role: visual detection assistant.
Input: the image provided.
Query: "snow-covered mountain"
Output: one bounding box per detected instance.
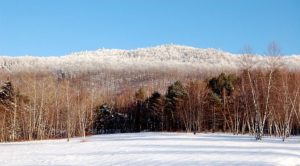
[0,44,299,73]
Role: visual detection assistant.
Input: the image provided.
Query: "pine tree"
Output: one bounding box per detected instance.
[0,81,14,103]
[208,73,237,132]
[134,88,147,132]
[165,81,187,130]
[146,91,165,131]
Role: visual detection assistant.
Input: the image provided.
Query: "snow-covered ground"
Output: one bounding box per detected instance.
[0,132,300,166]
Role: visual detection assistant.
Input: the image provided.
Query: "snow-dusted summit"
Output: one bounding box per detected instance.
[0,44,299,73]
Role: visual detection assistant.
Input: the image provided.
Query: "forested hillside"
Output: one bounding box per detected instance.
[1,44,300,142]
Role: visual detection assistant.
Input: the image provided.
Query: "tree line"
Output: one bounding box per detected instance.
[1,68,300,142]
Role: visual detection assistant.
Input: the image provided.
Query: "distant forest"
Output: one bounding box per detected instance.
[1,46,300,142]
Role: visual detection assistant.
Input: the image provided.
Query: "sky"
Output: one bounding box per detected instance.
[0,0,299,56]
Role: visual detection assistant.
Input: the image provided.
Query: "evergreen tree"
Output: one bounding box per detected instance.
[134,88,147,132]
[0,81,14,104]
[208,73,236,99]
[165,81,187,130]
[208,73,237,132]
[146,91,165,131]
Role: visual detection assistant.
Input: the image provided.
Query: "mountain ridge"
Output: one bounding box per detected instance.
[0,44,299,73]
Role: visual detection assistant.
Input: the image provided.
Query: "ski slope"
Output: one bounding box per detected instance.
[0,132,299,166]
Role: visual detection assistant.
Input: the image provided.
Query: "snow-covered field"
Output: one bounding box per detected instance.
[0,132,299,166]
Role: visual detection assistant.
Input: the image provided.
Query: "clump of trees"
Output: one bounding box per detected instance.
[92,71,300,141]
[0,74,98,142]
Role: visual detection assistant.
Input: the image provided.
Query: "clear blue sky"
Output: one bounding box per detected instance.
[0,0,299,56]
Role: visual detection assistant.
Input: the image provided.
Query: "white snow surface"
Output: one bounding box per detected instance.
[1,44,300,73]
[0,132,299,166]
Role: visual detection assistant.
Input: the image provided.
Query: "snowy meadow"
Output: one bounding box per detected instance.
[0,132,299,166]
